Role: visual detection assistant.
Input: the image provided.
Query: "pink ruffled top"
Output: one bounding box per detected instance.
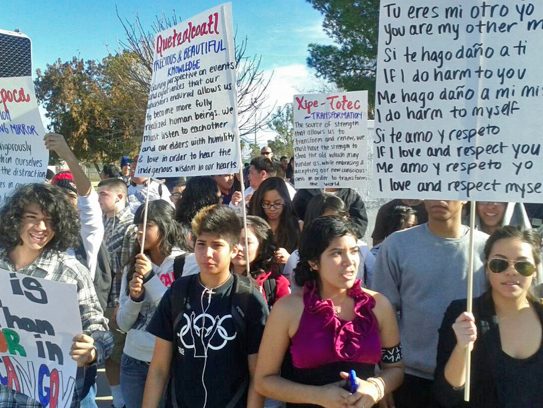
[289,279,381,369]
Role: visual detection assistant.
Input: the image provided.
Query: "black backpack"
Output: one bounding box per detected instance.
[172,253,188,280]
[74,239,113,311]
[167,272,255,408]
[74,240,112,400]
[262,277,277,308]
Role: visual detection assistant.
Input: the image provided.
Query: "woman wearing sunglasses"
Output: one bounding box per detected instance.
[434,225,543,407]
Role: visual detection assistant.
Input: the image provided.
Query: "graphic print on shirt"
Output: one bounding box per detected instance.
[177,311,237,357]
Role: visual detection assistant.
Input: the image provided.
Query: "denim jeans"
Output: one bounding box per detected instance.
[79,383,98,408]
[121,353,165,408]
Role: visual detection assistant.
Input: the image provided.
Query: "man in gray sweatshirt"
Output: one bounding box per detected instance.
[371,200,488,408]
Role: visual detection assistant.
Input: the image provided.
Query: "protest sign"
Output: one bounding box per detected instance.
[0,270,81,408]
[293,91,368,189]
[0,76,48,203]
[135,3,240,178]
[374,0,543,202]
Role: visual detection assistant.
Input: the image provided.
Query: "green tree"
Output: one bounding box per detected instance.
[248,143,261,160]
[307,0,379,113]
[267,103,294,158]
[35,53,144,169]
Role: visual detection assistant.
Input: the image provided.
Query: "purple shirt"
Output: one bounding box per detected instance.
[290,280,381,369]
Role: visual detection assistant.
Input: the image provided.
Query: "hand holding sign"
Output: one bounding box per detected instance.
[44,133,92,196]
[452,312,477,350]
[44,133,77,163]
[129,273,145,301]
[135,253,153,277]
[130,253,152,301]
[231,190,242,207]
[70,334,96,367]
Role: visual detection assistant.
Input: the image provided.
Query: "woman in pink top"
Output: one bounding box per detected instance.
[255,216,404,408]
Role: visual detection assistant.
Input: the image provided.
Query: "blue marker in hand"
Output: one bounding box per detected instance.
[349,369,358,393]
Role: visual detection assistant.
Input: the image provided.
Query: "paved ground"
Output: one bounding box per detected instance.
[95,368,112,408]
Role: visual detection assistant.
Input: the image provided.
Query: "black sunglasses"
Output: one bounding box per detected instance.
[487,258,536,277]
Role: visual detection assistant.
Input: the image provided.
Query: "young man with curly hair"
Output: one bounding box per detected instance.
[0,182,113,408]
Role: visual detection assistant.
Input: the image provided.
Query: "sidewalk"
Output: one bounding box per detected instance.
[95,368,113,408]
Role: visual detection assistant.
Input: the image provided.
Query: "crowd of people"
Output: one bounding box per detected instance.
[1,139,542,408]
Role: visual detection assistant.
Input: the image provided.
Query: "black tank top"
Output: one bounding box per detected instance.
[491,303,543,408]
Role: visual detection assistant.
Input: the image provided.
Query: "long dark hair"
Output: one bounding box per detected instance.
[249,177,300,253]
[484,225,541,301]
[126,200,188,287]
[294,216,358,287]
[0,183,80,253]
[175,176,220,228]
[383,205,417,237]
[244,216,279,278]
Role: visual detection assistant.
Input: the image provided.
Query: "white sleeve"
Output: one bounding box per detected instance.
[285,250,302,293]
[157,182,175,208]
[77,188,104,280]
[116,266,143,333]
[182,254,200,276]
[286,183,297,200]
[283,250,299,277]
[229,187,253,215]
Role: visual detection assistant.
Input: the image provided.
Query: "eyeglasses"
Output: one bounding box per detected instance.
[487,258,536,277]
[171,193,182,199]
[262,202,284,210]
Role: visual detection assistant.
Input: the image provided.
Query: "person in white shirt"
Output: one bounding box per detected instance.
[230,156,298,214]
[46,134,104,281]
[127,155,173,214]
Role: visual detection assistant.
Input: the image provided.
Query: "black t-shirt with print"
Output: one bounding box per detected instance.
[147,274,268,408]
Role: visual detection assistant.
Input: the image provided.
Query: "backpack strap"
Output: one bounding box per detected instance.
[169,274,196,408]
[231,274,254,344]
[262,277,277,308]
[74,238,112,311]
[225,274,254,408]
[170,274,196,341]
[173,254,187,281]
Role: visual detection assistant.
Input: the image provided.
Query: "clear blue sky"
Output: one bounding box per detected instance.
[1,1,332,143]
[1,0,330,79]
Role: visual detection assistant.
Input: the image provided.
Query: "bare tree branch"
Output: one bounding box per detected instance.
[115,11,274,140]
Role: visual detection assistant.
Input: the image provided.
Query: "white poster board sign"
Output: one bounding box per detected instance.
[135,3,240,178]
[0,77,49,203]
[293,91,368,188]
[0,270,81,407]
[374,0,543,202]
